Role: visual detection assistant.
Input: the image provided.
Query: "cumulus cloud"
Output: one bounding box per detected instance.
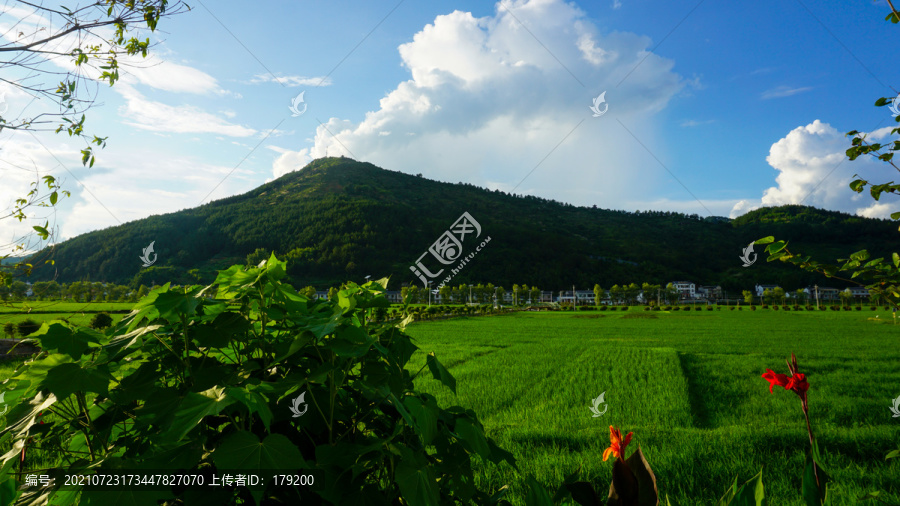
[267,145,313,179]
[274,0,686,207]
[730,120,900,219]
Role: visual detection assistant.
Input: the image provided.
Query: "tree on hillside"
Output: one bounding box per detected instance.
[513,284,521,305]
[439,285,452,304]
[625,283,641,305]
[795,289,807,305]
[0,0,191,287]
[665,283,679,304]
[16,319,40,338]
[246,248,270,267]
[609,285,622,305]
[594,284,604,305]
[327,287,338,301]
[742,290,754,305]
[839,288,852,306]
[773,287,786,305]
[10,281,28,300]
[459,284,469,304]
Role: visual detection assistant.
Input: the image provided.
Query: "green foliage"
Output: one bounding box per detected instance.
[88,312,114,330]
[2,323,14,338]
[716,471,766,506]
[16,318,40,338]
[0,255,514,504]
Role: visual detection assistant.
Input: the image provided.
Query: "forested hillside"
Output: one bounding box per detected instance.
[19,157,900,292]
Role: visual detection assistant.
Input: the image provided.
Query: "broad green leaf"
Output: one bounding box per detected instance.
[389,393,416,429]
[731,470,765,506]
[403,395,438,445]
[563,482,600,506]
[0,475,19,506]
[149,290,202,323]
[802,455,829,506]
[226,387,274,430]
[454,418,491,460]
[624,445,659,506]
[525,476,554,506]
[610,458,639,505]
[212,431,306,471]
[30,322,102,360]
[754,236,774,245]
[192,312,250,348]
[159,387,235,443]
[426,352,456,394]
[768,241,787,254]
[42,363,111,399]
[326,325,375,357]
[396,452,440,506]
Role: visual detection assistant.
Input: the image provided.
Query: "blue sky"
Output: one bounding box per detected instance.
[2,0,900,251]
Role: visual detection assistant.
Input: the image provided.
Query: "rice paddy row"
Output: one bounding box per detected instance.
[404,310,900,505]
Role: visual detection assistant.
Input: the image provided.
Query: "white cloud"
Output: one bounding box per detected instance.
[116,84,256,136]
[680,119,715,127]
[267,145,313,179]
[280,0,685,204]
[249,74,333,87]
[761,85,813,99]
[730,120,900,219]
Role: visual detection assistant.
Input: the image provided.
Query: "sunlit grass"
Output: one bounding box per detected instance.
[405,310,900,505]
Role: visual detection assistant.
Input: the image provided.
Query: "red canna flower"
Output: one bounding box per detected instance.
[762,353,809,404]
[762,353,820,487]
[762,369,790,393]
[602,425,633,461]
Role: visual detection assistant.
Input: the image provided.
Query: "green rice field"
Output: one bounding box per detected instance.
[404,309,900,505]
[0,302,131,332]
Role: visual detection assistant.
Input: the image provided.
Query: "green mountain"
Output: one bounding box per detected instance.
[23,157,900,292]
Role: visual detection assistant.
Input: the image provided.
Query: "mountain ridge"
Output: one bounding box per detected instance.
[20,157,898,292]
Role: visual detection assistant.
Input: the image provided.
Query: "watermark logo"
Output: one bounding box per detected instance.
[410,212,489,294]
[739,241,756,267]
[890,93,900,117]
[890,395,900,418]
[589,392,608,417]
[0,92,8,116]
[289,391,308,418]
[289,91,307,117]
[590,91,608,117]
[139,241,157,267]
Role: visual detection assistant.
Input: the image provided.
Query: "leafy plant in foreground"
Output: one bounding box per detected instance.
[0,254,515,505]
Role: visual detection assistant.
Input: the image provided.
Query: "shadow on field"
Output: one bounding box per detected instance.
[678,352,745,429]
[505,432,594,453]
[441,345,509,369]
